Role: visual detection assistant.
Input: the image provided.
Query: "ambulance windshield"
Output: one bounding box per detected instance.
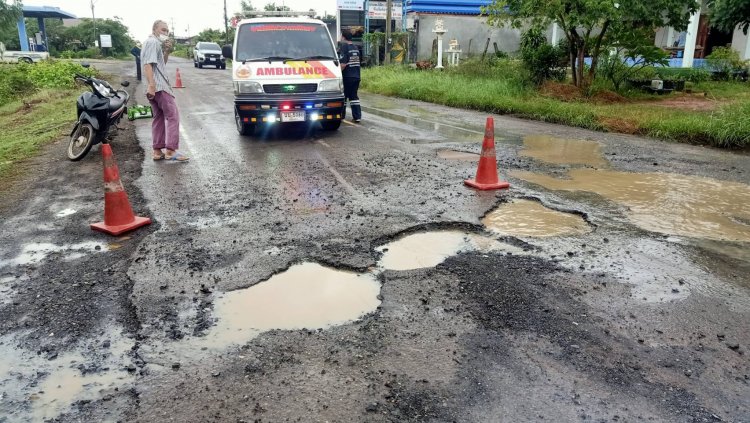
[236,23,337,62]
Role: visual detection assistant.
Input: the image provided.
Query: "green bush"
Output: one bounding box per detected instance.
[28,61,96,89]
[0,61,96,106]
[705,47,748,80]
[519,29,566,85]
[652,67,711,82]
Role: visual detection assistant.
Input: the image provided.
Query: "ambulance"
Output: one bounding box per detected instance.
[222,17,346,135]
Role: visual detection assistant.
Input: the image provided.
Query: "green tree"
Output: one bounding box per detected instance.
[599,28,670,91]
[195,27,235,45]
[64,17,135,56]
[708,0,750,34]
[264,2,291,11]
[241,0,256,13]
[196,28,224,43]
[483,0,699,89]
[0,0,22,31]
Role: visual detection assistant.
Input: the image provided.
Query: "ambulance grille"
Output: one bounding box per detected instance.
[263,84,318,94]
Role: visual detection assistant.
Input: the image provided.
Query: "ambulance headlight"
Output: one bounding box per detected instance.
[318,78,342,92]
[234,81,263,94]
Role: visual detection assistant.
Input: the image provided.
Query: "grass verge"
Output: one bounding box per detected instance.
[0,89,79,178]
[361,66,750,148]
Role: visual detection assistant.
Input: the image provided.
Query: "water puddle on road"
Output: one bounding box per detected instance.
[519,135,609,168]
[437,149,480,161]
[203,263,381,348]
[361,106,495,144]
[512,168,750,242]
[0,328,135,422]
[0,242,109,268]
[55,209,77,218]
[376,231,528,271]
[482,199,591,237]
[31,364,129,422]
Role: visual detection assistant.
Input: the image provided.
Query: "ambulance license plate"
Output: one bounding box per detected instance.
[281,111,305,122]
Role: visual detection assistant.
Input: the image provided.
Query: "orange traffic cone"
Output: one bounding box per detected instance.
[90,144,151,236]
[173,68,184,88]
[464,117,510,190]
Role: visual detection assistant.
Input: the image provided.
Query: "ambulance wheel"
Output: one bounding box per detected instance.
[320,120,341,131]
[220,64,226,70]
[235,110,255,136]
[198,62,203,69]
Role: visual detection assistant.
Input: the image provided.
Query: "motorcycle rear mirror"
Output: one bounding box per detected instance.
[121,81,130,87]
[81,61,90,68]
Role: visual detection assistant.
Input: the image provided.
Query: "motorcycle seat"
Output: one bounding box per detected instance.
[108,93,127,112]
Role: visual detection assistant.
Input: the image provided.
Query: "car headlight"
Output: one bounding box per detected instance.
[318,79,342,92]
[234,81,262,94]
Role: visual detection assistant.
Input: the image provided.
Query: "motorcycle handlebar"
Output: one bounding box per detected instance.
[73,74,127,100]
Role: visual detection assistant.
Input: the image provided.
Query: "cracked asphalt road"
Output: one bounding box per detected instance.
[0,58,748,422]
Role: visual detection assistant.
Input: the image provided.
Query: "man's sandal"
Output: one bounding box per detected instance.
[165,151,189,162]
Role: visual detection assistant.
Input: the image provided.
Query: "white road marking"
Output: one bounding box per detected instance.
[314,151,360,198]
[318,140,332,148]
[365,106,484,135]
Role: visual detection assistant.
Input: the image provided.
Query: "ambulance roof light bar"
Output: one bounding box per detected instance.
[244,10,316,18]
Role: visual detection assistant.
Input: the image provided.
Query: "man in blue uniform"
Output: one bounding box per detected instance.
[339,30,362,123]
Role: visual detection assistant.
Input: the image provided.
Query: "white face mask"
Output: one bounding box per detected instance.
[158,34,169,42]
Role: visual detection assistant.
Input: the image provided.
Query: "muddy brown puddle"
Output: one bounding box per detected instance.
[202,263,381,348]
[515,135,750,243]
[483,199,591,237]
[376,231,528,271]
[513,169,750,242]
[519,135,609,168]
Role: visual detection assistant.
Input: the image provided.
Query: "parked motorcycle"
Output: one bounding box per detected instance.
[68,68,130,161]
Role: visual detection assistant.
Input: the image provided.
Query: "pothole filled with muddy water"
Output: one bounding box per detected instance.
[515,134,750,243]
[519,135,609,168]
[376,231,528,271]
[203,263,381,348]
[482,199,591,237]
[513,169,750,242]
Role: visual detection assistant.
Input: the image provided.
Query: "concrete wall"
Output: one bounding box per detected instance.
[731,27,749,60]
[411,14,520,61]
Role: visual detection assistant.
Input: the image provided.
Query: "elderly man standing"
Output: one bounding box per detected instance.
[141,20,189,162]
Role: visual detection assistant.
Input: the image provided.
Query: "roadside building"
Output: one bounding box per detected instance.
[406,0,518,61]
[653,2,750,67]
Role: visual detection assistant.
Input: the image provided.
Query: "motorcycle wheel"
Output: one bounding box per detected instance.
[68,123,95,161]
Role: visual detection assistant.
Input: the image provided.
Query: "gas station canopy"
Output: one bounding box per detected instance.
[17,5,77,52]
[22,5,77,19]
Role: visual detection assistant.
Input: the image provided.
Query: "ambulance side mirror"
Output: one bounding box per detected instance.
[222,45,233,60]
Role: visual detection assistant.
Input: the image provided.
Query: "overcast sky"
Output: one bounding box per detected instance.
[28,0,338,41]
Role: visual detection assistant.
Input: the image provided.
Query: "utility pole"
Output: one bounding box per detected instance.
[384,0,392,64]
[90,0,98,49]
[224,0,229,45]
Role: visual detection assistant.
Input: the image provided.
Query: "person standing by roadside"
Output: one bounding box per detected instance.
[130,42,142,81]
[141,20,189,162]
[338,30,361,123]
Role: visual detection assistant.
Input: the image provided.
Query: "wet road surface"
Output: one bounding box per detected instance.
[0,58,748,422]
